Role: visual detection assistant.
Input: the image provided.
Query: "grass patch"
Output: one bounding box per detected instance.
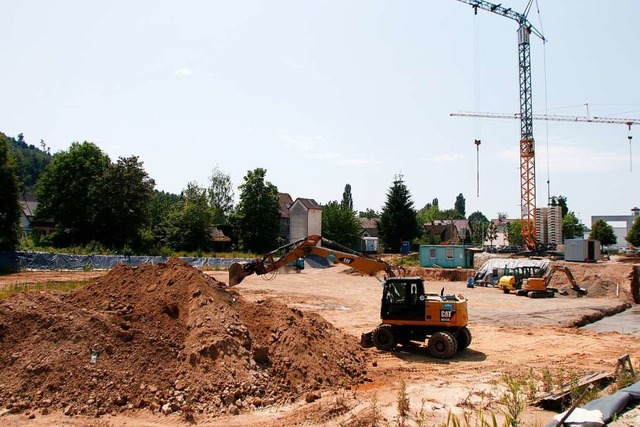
[0,280,90,299]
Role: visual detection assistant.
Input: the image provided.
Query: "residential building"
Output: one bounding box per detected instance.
[535,205,563,246]
[19,193,55,237]
[358,217,379,253]
[424,220,471,245]
[288,198,322,243]
[278,193,294,244]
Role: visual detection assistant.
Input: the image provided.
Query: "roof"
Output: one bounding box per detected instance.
[432,219,470,231]
[19,193,39,219]
[292,198,322,210]
[278,193,294,218]
[359,217,379,237]
[491,218,518,226]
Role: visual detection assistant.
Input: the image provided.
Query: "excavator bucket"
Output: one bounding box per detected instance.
[228,262,250,287]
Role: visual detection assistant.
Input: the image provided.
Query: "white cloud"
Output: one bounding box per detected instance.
[175,68,194,77]
[286,60,307,69]
[279,132,378,167]
[539,138,633,173]
[420,153,462,163]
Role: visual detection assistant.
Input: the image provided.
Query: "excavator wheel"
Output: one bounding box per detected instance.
[428,331,458,359]
[372,325,396,351]
[456,327,472,351]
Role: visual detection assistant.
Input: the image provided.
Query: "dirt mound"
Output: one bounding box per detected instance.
[0,259,367,419]
[402,266,474,282]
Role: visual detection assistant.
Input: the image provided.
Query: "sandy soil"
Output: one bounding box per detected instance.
[1,259,639,427]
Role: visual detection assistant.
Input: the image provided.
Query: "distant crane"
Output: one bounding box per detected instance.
[454,0,546,251]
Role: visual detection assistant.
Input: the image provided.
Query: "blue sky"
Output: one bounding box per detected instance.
[2,1,638,225]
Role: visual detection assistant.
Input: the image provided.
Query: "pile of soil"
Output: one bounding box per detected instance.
[0,259,368,419]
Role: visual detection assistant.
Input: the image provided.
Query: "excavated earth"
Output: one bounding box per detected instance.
[0,259,367,421]
[0,255,639,426]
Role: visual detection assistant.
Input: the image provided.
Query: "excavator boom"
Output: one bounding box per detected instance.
[229,235,397,286]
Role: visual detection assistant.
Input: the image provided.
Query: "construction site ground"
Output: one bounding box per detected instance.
[1,256,639,426]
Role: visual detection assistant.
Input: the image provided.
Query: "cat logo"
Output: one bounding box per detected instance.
[440,307,456,322]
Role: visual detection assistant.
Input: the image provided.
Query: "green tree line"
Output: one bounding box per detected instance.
[6,132,630,256]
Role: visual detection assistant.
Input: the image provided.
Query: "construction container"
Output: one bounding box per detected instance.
[361,237,379,254]
[419,245,473,268]
[564,239,600,262]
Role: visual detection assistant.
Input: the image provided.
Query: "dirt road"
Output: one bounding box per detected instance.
[1,261,639,426]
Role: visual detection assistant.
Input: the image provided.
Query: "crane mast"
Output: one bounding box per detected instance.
[455,0,545,251]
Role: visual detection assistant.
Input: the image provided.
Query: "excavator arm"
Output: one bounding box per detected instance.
[229,235,397,286]
[546,265,587,296]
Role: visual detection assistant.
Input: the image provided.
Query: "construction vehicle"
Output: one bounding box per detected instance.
[516,265,587,298]
[229,235,471,359]
[498,266,545,294]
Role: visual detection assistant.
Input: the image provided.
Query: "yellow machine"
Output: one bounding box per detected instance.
[518,265,587,298]
[498,266,544,294]
[498,275,517,293]
[229,235,471,359]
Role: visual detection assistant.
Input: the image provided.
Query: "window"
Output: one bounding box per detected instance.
[445,248,454,260]
[429,248,437,259]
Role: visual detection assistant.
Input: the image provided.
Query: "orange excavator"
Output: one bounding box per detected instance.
[229,235,471,359]
[517,265,588,298]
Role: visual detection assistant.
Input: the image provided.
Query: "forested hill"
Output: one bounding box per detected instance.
[2,132,53,192]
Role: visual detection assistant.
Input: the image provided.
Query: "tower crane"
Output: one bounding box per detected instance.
[454,0,546,251]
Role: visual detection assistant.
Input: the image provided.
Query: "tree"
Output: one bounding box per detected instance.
[550,195,569,218]
[378,173,420,252]
[208,167,234,224]
[507,220,524,246]
[359,208,380,219]
[235,168,280,253]
[0,133,21,250]
[626,216,640,248]
[486,222,498,249]
[341,184,353,211]
[590,219,617,248]
[163,182,214,251]
[440,208,464,220]
[97,156,155,248]
[468,211,489,247]
[36,142,111,245]
[146,190,179,251]
[562,212,585,240]
[454,193,466,217]
[7,132,53,192]
[322,201,361,248]
[417,203,437,226]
